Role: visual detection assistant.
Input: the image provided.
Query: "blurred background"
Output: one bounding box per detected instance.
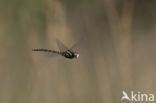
[0,0,156,103]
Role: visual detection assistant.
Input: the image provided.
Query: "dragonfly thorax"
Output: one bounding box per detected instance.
[62,50,79,59]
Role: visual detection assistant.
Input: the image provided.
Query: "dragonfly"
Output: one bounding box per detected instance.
[32,38,84,59]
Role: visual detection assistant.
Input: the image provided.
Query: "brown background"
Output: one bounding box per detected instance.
[0,0,156,103]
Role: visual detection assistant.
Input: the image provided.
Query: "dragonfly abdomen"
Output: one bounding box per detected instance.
[32,48,61,55]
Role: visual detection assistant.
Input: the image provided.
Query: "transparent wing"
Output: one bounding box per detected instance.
[56,39,69,52]
[69,36,86,51]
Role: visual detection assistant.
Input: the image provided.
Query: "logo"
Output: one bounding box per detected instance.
[121,91,154,102]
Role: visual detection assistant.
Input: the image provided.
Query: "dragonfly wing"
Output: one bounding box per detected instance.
[69,36,86,51]
[56,39,69,52]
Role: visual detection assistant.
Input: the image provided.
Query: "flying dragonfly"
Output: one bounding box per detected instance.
[32,38,84,59]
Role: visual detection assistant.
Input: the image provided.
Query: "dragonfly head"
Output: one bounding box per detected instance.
[73,52,79,58]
